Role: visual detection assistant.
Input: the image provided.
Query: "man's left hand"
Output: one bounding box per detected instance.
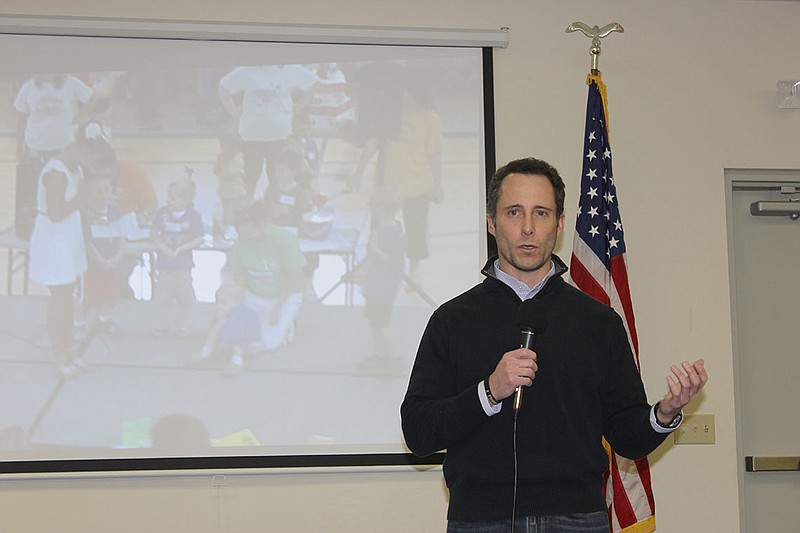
[657,359,708,424]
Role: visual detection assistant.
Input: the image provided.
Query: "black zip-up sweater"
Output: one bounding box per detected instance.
[401,255,667,521]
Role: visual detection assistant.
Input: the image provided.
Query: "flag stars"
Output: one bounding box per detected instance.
[575,84,629,267]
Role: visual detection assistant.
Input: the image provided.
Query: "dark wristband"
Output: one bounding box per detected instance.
[485,379,500,406]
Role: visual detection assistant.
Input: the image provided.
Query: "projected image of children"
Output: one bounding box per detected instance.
[0,41,485,463]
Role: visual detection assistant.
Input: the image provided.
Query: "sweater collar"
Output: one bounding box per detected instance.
[481,254,568,297]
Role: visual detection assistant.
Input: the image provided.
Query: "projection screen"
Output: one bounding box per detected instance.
[0,18,499,473]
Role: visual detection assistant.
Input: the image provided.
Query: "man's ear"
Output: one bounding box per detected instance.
[486,213,496,236]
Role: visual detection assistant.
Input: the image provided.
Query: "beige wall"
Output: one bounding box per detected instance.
[2,1,799,531]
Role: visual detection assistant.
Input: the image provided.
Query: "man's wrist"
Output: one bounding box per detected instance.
[654,400,683,429]
[478,380,502,416]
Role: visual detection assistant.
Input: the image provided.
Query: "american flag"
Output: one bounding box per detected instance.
[569,74,656,533]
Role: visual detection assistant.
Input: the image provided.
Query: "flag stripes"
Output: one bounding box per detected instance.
[569,72,655,533]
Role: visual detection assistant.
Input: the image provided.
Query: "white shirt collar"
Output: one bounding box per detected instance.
[490,259,556,300]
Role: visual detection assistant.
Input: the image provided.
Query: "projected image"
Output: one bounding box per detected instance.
[0,38,486,464]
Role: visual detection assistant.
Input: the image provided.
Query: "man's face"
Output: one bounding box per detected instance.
[487,172,564,287]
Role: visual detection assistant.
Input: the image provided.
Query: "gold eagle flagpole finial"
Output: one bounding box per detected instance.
[565,22,624,74]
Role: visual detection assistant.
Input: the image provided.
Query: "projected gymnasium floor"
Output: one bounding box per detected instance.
[0,295,430,452]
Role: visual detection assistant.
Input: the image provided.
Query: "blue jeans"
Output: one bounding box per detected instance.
[447,512,609,533]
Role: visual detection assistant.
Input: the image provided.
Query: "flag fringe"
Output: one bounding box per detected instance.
[618,516,656,533]
[587,71,609,128]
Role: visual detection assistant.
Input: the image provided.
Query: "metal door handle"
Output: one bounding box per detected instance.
[745,456,800,472]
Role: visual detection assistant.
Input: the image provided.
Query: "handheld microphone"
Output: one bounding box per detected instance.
[514,299,549,412]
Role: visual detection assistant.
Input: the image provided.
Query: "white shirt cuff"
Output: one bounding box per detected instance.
[478,380,502,416]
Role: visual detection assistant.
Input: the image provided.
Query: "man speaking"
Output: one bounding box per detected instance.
[401,157,707,533]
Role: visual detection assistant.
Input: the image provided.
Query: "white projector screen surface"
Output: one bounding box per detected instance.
[0,32,490,471]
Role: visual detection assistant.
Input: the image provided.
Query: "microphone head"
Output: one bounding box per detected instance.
[517,298,548,334]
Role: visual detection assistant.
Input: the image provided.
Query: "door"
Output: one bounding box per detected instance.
[728,169,800,533]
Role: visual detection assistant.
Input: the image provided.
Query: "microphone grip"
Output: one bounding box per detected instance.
[513,386,523,411]
[514,329,536,412]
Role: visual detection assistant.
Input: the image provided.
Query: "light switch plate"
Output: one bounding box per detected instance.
[674,414,715,445]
